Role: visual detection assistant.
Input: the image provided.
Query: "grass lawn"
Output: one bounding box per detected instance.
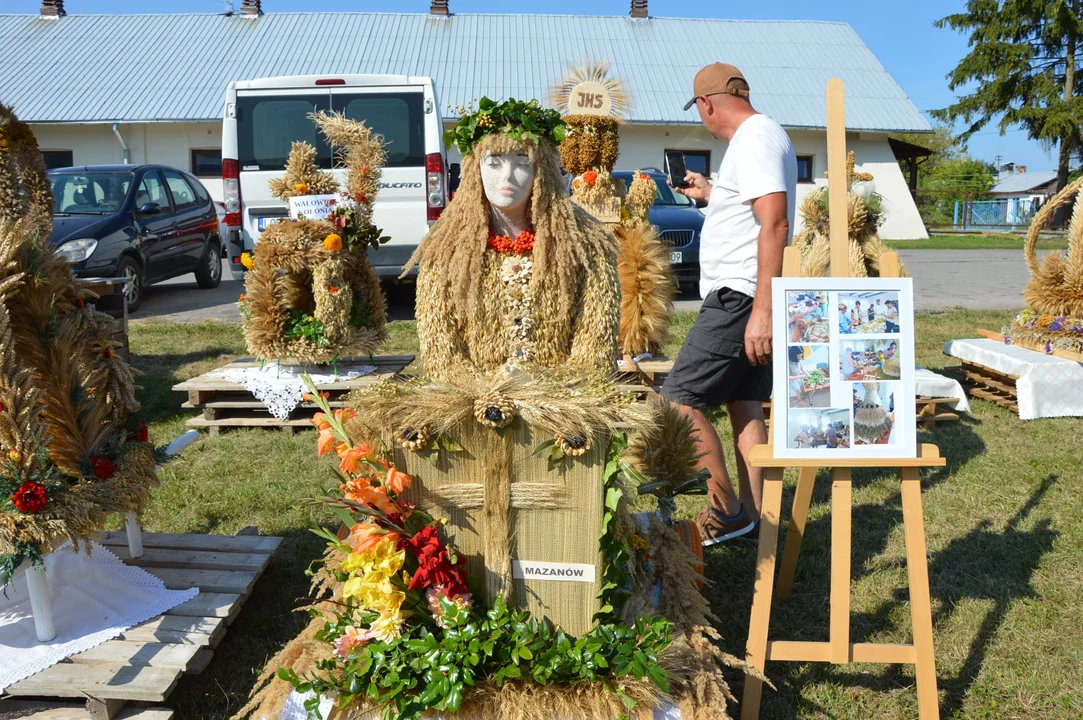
[887,234,1069,251]
[130,310,1082,719]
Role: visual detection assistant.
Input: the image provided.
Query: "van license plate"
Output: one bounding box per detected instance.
[669,251,682,264]
[257,217,285,231]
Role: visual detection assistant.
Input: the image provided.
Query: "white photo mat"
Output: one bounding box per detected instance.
[772,277,917,460]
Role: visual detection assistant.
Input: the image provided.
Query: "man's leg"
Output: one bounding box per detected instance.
[673,402,741,516]
[726,400,767,522]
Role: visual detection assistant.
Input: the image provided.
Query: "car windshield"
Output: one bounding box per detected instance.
[613,174,694,207]
[50,172,132,215]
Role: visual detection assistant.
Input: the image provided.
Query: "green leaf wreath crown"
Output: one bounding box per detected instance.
[444,96,567,156]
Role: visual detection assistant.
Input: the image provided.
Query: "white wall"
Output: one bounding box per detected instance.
[616,124,928,240]
[28,122,224,201]
[29,120,927,238]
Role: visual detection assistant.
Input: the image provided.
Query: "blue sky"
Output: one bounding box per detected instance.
[7,0,1053,171]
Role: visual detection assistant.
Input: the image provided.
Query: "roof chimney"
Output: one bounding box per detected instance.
[239,0,262,18]
[1016,165,1027,174]
[631,0,647,18]
[40,0,66,18]
[430,0,449,15]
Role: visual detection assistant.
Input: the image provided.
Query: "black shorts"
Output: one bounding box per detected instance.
[660,287,773,408]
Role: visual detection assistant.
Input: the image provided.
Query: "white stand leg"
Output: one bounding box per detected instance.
[125,512,143,558]
[25,566,56,643]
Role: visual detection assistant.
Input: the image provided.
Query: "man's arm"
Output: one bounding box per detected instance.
[745,191,790,366]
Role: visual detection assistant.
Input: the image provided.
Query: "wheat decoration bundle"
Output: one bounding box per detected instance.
[794,152,906,279]
[240,112,389,365]
[998,177,1083,354]
[854,382,893,442]
[0,104,157,582]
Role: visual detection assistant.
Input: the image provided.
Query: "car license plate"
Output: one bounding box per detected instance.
[257,216,285,232]
[669,251,682,264]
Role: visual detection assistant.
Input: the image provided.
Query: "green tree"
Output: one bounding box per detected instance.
[891,125,996,226]
[934,0,1083,191]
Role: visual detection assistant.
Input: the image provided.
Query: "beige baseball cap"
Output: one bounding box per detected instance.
[683,63,749,110]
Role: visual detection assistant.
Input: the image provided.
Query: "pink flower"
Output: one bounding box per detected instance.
[425,585,473,628]
[333,625,375,658]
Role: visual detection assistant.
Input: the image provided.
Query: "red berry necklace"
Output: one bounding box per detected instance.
[487,230,535,254]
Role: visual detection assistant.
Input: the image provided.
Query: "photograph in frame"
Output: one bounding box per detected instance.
[772,276,917,460]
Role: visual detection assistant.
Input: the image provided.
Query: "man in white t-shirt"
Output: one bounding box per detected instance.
[660,63,797,545]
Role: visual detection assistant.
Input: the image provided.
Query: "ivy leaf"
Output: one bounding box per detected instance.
[531,439,556,458]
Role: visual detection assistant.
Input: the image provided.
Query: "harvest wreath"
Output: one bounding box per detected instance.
[241,113,389,365]
[0,104,157,583]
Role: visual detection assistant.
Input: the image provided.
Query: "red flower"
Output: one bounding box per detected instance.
[583,170,598,186]
[334,215,348,230]
[75,297,86,309]
[13,481,47,514]
[134,421,149,443]
[105,346,115,359]
[89,455,115,480]
[405,526,468,597]
[486,230,535,255]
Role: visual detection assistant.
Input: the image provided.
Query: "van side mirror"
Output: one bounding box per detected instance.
[137,202,161,215]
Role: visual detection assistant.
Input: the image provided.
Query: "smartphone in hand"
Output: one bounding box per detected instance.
[665,151,689,189]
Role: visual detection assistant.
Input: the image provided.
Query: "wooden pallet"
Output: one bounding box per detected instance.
[1,531,281,720]
[174,355,414,434]
[958,360,1020,413]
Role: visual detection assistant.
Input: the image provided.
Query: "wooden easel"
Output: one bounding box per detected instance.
[740,80,944,719]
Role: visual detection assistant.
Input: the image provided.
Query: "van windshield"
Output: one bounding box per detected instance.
[235,91,425,171]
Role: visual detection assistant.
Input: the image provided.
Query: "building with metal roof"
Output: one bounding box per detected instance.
[0,2,932,239]
[990,170,1058,197]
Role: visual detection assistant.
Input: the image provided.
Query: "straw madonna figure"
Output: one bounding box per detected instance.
[407,98,620,378]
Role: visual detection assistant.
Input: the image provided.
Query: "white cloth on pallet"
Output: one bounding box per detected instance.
[944,338,1083,420]
[915,366,971,414]
[280,691,682,719]
[209,362,377,421]
[0,541,199,693]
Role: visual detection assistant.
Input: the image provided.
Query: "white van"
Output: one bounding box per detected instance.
[221,74,447,280]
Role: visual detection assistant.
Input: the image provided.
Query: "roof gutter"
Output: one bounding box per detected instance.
[112,122,129,164]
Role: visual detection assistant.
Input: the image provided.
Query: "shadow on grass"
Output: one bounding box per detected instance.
[132,347,236,424]
[168,527,328,719]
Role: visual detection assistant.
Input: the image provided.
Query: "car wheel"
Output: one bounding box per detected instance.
[195,240,222,289]
[117,256,143,312]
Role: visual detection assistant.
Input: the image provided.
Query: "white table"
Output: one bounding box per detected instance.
[944,338,1083,419]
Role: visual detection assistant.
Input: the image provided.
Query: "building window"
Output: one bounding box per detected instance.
[797,155,815,183]
[190,148,223,177]
[665,149,712,175]
[41,150,74,170]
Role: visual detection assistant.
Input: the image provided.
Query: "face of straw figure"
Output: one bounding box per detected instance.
[480,152,534,214]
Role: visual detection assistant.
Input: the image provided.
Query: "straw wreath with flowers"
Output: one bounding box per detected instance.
[240,113,389,365]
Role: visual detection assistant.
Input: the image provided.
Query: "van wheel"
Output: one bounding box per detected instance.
[196,241,222,289]
[117,256,143,312]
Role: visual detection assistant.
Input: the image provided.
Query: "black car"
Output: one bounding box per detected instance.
[611,171,703,291]
[48,164,223,310]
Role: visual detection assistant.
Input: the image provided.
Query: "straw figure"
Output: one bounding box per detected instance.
[794,152,907,278]
[405,101,620,377]
[1003,177,1083,355]
[551,60,676,356]
[236,98,743,720]
[241,112,388,365]
[0,104,156,583]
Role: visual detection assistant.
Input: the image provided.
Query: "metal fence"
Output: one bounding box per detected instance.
[914,191,1042,230]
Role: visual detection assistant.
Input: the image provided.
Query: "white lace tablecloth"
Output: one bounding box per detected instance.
[0,542,199,693]
[915,366,971,414]
[210,362,377,420]
[944,338,1083,419]
[279,691,682,720]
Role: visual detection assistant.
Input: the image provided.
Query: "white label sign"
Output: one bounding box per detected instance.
[288,194,338,221]
[513,560,596,583]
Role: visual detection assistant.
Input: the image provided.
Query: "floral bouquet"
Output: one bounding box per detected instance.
[282,378,674,720]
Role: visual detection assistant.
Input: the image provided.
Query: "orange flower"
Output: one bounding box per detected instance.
[105,346,114,359]
[240,252,254,270]
[311,412,331,431]
[294,182,309,194]
[239,293,246,302]
[8,449,22,463]
[639,173,651,181]
[317,428,338,457]
[328,285,340,295]
[385,467,413,495]
[342,478,397,515]
[324,233,343,252]
[333,408,358,424]
[350,522,400,553]
[583,170,598,186]
[337,441,374,475]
